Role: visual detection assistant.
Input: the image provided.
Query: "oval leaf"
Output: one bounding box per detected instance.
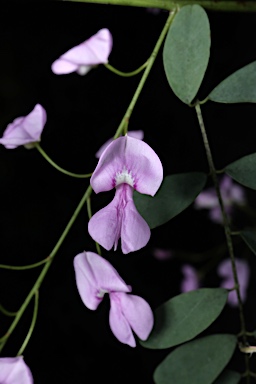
[240,229,256,256]
[225,153,256,189]
[140,288,228,349]
[154,334,237,384]
[134,172,207,229]
[213,370,241,384]
[163,4,210,104]
[209,61,256,103]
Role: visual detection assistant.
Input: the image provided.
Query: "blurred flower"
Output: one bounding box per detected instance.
[74,251,154,347]
[146,8,162,15]
[218,258,249,306]
[180,265,200,292]
[0,356,33,384]
[51,28,112,75]
[95,130,144,158]
[0,104,46,149]
[88,135,163,254]
[194,175,245,223]
[152,248,172,261]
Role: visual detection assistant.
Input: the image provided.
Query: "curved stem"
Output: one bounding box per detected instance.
[113,9,177,139]
[35,143,92,179]
[0,185,92,353]
[17,290,39,356]
[195,103,247,340]
[0,257,50,270]
[104,61,148,77]
[0,304,17,317]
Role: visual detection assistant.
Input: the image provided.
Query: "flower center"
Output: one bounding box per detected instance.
[115,167,134,187]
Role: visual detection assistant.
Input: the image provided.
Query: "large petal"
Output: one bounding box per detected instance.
[118,292,154,341]
[91,135,163,196]
[51,28,112,74]
[0,357,33,384]
[0,104,46,149]
[121,189,151,254]
[74,251,130,310]
[109,292,136,347]
[95,130,144,159]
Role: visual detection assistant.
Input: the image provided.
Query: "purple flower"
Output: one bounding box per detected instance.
[152,248,172,261]
[51,28,112,75]
[180,265,199,292]
[95,130,144,159]
[0,356,33,384]
[74,251,154,347]
[88,135,163,254]
[194,175,245,223]
[0,104,46,149]
[218,258,249,307]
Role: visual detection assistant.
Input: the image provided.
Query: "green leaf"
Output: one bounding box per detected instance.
[141,288,228,349]
[225,153,256,189]
[163,4,210,104]
[134,172,207,229]
[208,61,256,103]
[154,334,237,384]
[240,229,256,256]
[213,370,241,384]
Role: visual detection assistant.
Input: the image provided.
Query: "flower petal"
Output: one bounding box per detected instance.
[74,251,130,310]
[121,189,150,254]
[109,292,136,347]
[51,28,112,75]
[0,357,33,384]
[95,130,144,159]
[194,190,218,209]
[0,104,46,149]
[181,265,199,292]
[91,135,163,196]
[117,292,154,341]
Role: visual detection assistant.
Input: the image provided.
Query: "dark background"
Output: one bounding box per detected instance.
[1,2,256,383]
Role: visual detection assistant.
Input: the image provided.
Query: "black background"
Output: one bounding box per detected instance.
[1,2,256,383]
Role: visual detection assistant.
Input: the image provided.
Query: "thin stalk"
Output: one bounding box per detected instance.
[0,185,92,352]
[16,291,39,356]
[0,257,50,270]
[104,61,148,77]
[64,0,256,13]
[0,304,17,317]
[35,143,92,179]
[113,9,177,139]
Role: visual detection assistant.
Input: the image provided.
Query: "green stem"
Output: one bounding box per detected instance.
[64,0,256,12]
[113,9,177,139]
[0,304,17,317]
[0,257,50,270]
[17,291,39,356]
[104,61,148,77]
[0,185,92,353]
[35,143,92,179]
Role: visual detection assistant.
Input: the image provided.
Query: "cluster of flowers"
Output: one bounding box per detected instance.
[0,29,164,382]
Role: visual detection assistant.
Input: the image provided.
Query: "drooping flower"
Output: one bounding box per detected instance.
[74,251,154,347]
[51,28,112,75]
[180,265,200,292]
[194,175,245,224]
[0,356,33,384]
[88,135,163,254]
[95,130,144,159]
[0,104,46,149]
[218,258,249,307]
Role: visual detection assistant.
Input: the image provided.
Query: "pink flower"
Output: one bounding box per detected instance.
[152,248,172,261]
[218,258,249,307]
[74,251,154,347]
[194,175,245,223]
[0,356,33,384]
[88,135,163,254]
[0,104,46,149]
[180,265,199,292]
[51,28,112,75]
[95,130,144,159]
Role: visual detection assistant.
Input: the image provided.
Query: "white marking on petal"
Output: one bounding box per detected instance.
[77,65,91,75]
[96,288,109,298]
[115,167,134,187]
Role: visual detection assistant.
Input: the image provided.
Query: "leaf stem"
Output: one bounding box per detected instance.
[113,9,177,139]
[0,304,17,317]
[104,61,148,77]
[35,143,92,179]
